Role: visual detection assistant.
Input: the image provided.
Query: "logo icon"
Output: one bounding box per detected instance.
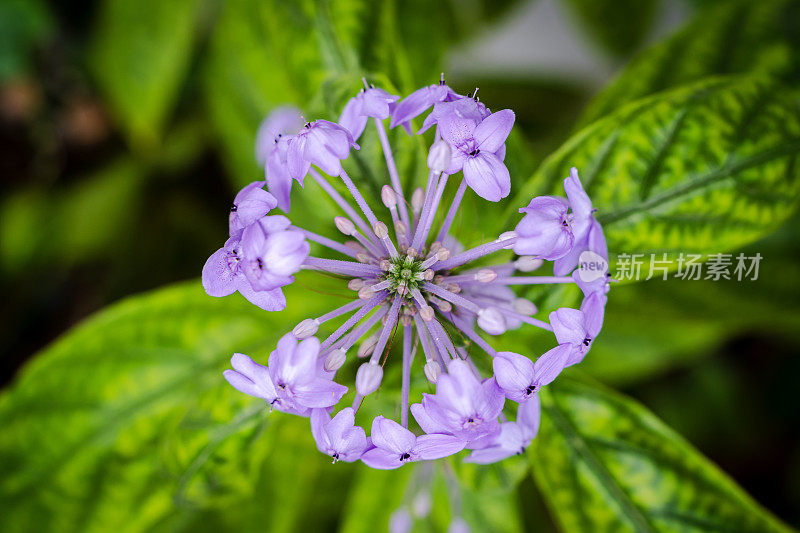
[577,251,608,282]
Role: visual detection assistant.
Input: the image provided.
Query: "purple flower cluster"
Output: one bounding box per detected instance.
[204,77,611,468]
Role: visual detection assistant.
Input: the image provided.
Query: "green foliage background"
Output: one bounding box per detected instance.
[1,0,799,531]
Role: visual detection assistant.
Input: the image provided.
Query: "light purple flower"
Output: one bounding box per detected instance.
[513,196,574,260]
[550,292,607,366]
[361,415,465,469]
[266,333,348,408]
[339,86,400,140]
[464,394,540,464]
[223,352,309,415]
[310,407,368,462]
[287,120,359,179]
[228,181,278,235]
[417,96,490,135]
[493,345,570,402]
[239,215,309,292]
[202,232,288,311]
[554,168,608,275]
[390,80,460,133]
[438,109,514,201]
[266,135,296,212]
[255,106,303,167]
[410,359,504,446]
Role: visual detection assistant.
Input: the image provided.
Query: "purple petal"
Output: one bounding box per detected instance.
[463,152,510,202]
[338,96,368,140]
[564,167,593,219]
[518,394,541,440]
[410,402,450,434]
[474,109,514,153]
[266,148,293,212]
[549,308,587,346]
[286,135,311,181]
[476,377,505,421]
[413,434,466,460]
[361,447,405,469]
[581,292,607,337]
[255,106,303,166]
[202,248,238,297]
[370,415,416,454]
[533,344,571,388]
[293,377,348,408]
[223,370,265,399]
[235,187,278,228]
[310,408,331,451]
[235,278,286,311]
[390,85,439,130]
[493,352,535,399]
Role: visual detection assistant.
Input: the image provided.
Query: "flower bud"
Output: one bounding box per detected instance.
[379,259,392,271]
[513,298,537,315]
[515,256,543,272]
[373,221,389,239]
[420,305,434,321]
[498,231,517,248]
[356,361,383,396]
[345,241,365,252]
[429,241,442,253]
[394,221,407,236]
[406,247,418,259]
[423,269,434,281]
[358,334,379,357]
[348,278,364,290]
[411,188,424,214]
[435,248,451,261]
[427,139,452,173]
[400,314,412,327]
[476,269,497,283]
[478,307,506,335]
[292,318,319,339]
[424,361,441,383]
[335,216,355,235]
[381,185,397,207]
[358,286,375,299]
[324,348,346,371]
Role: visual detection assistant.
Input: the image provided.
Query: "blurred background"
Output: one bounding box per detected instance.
[1,0,799,530]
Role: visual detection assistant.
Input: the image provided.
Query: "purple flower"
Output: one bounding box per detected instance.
[549,292,607,366]
[360,416,465,469]
[554,168,608,275]
[266,135,296,212]
[310,407,368,462]
[287,120,358,179]
[255,106,303,167]
[464,394,540,464]
[417,96,490,135]
[239,216,309,292]
[410,360,504,446]
[513,196,574,260]
[390,80,460,133]
[339,86,400,141]
[223,352,309,415]
[438,109,514,201]
[202,233,288,311]
[493,345,570,402]
[228,181,278,235]
[266,333,348,408]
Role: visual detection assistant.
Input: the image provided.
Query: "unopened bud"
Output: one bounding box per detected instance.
[335,216,355,235]
[358,286,374,299]
[429,241,442,253]
[324,349,347,371]
[345,241,365,252]
[356,252,371,263]
[427,139,452,173]
[292,318,319,339]
[348,278,364,290]
[476,269,497,283]
[498,231,517,248]
[513,298,537,315]
[395,221,408,236]
[420,305,434,321]
[434,299,452,313]
[379,259,392,271]
[356,361,383,396]
[411,188,424,213]
[515,256,543,272]
[446,282,461,294]
[373,221,389,239]
[400,314,412,326]
[478,307,506,335]
[424,361,441,383]
[358,334,379,357]
[397,281,409,295]
[436,248,451,261]
[406,247,418,259]
[381,185,397,207]
[424,269,434,280]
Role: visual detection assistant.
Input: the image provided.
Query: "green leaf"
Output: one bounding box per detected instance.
[89,0,204,148]
[0,280,355,532]
[560,0,659,58]
[510,75,800,271]
[0,0,53,80]
[532,378,793,532]
[579,0,800,126]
